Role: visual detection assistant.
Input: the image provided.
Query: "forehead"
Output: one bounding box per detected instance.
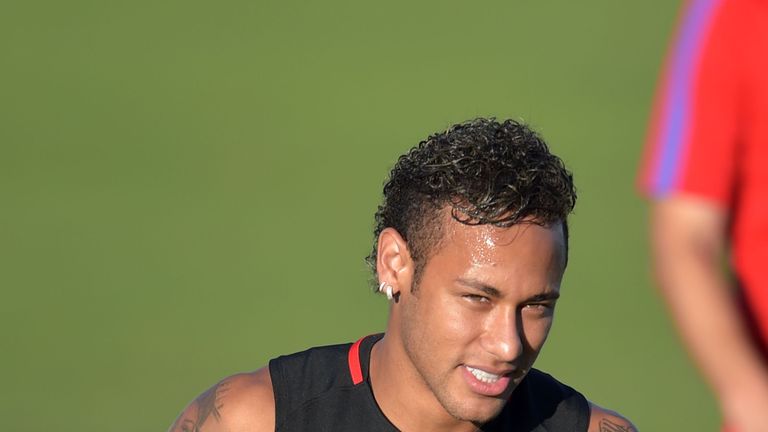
[438,211,565,261]
[419,213,567,292]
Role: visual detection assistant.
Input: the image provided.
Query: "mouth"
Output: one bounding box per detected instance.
[461,365,515,397]
[465,366,503,383]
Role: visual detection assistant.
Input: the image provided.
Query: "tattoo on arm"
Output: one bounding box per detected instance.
[599,418,636,432]
[170,379,232,432]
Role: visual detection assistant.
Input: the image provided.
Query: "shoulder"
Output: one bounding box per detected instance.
[168,367,274,432]
[501,369,591,431]
[521,369,589,408]
[268,340,355,397]
[513,370,637,431]
[588,402,638,432]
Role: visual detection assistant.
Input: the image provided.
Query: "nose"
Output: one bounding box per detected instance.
[481,307,524,362]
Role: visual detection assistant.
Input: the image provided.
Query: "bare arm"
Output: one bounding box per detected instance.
[651,196,768,431]
[587,402,637,432]
[168,367,275,432]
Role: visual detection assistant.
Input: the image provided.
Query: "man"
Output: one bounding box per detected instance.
[170,118,636,431]
[639,0,768,431]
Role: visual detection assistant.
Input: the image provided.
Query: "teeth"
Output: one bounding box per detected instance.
[466,366,501,383]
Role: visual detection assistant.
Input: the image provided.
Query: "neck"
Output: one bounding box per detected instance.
[369,331,482,432]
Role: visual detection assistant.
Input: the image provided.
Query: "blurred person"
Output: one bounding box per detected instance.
[639,0,768,431]
[170,118,636,432]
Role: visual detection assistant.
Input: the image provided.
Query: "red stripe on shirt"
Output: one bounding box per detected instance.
[347,336,365,385]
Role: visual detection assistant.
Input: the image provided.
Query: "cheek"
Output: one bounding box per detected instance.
[521,315,554,350]
[440,297,482,337]
[409,293,483,344]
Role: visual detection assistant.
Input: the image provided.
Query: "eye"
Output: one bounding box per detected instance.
[523,303,555,315]
[463,294,490,304]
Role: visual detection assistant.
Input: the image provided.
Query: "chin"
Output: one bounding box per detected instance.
[447,396,508,424]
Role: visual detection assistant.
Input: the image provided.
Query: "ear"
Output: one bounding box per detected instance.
[376,227,414,294]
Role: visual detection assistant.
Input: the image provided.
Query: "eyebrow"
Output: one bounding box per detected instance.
[526,292,561,302]
[455,277,561,302]
[455,278,502,297]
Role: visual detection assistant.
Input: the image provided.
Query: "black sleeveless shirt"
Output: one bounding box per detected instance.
[269,334,590,431]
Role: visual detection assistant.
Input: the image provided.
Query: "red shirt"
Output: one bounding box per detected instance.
[639,0,768,344]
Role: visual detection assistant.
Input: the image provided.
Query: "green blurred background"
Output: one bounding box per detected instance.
[1,1,717,430]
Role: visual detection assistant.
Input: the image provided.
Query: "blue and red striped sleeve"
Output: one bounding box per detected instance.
[639,0,740,206]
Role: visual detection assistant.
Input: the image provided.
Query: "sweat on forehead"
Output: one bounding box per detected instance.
[425,209,567,267]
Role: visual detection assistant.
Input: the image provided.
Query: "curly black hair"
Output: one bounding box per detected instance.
[366,118,577,290]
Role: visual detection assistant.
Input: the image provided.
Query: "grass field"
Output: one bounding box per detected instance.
[1,1,719,430]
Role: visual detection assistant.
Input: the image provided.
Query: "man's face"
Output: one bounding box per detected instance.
[397,215,566,424]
